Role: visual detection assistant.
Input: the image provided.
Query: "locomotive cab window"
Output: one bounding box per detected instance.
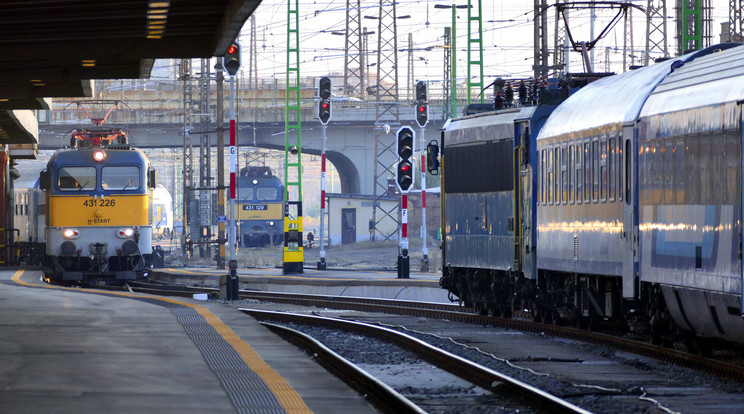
[240,188,255,201]
[102,166,140,190]
[58,167,96,191]
[257,187,279,201]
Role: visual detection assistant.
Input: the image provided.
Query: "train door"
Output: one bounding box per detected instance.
[622,125,639,298]
[515,120,534,279]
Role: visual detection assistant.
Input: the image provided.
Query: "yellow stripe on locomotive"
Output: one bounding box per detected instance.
[48,194,151,227]
[235,202,282,221]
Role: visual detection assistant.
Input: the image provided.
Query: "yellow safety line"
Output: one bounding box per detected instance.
[10,270,313,414]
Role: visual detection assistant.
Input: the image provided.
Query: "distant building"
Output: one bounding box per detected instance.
[325,190,441,246]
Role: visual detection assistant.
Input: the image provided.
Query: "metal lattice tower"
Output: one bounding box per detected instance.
[198,58,212,258]
[677,0,712,54]
[623,5,635,71]
[467,0,484,104]
[553,0,568,76]
[179,58,195,256]
[443,26,452,120]
[344,0,364,97]
[407,33,414,103]
[284,0,304,272]
[248,15,258,90]
[645,0,669,65]
[730,0,744,41]
[371,0,400,242]
[534,0,549,79]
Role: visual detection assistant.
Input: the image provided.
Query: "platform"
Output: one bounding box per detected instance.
[151,267,450,303]
[0,269,377,414]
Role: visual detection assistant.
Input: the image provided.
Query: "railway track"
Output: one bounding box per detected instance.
[112,282,744,383]
[248,309,590,414]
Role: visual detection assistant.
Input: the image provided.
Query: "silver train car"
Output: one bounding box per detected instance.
[443,43,744,348]
[13,161,47,265]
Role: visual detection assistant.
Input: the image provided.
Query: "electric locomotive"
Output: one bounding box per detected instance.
[40,141,156,283]
[439,78,582,316]
[237,165,284,247]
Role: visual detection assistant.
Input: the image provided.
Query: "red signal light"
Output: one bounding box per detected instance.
[418,105,426,112]
[401,164,410,172]
[227,45,237,54]
[321,102,329,109]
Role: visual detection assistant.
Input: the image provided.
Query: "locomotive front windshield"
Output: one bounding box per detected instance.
[256,187,278,201]
[240,187,279,201]
[102,166,140,190]
[58,167,96,190]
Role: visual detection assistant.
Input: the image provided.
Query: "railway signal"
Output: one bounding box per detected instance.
[396,126,415,193]
[318,100,331,124]
[415,103,428,127]
[223,42,240,76]
[318,76,332,125]
[415,80,427,103]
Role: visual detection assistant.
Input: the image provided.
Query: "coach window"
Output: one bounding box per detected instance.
[102,166,140,190]
[592,140,599,202]
[584,142,591,202]
[58,167,96,191]
[600,138,608,202]
[575,145,582,203]
[568,145,574,204]
[674,138,685,204]
[561,146,568,204]
[538,150,543,204]
[725,132,740,204]
[609,137,616,202]
[547,148,553,204]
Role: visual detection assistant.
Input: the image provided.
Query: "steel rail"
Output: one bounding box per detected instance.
[244,309,592,414]
[261,322,426,414]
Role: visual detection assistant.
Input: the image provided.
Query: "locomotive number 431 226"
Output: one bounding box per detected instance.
[83,198,116,207]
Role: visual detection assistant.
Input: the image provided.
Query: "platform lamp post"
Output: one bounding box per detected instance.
[223,40,240,299]
[317,76,331,270]
[414,81,429,271]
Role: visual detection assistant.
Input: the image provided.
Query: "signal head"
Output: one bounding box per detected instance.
[415,103,428,127]
[415,81,427,103]
[223,41,240,76]
[319,76,332,100]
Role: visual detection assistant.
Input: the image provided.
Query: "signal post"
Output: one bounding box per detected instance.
[222,41,240,299]
[396,126,415,278]
[414,81,429,271]
[317,76,331,270]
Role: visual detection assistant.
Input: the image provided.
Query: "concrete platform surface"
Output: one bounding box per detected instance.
[0,269,378,414]
[151,267,449,303]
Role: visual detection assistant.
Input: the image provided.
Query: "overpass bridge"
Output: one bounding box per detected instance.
[39,83,449,195]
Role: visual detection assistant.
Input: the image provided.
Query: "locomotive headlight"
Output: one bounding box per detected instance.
[62,228,80,239]
[117,228,135,238]
[93,150,106,162]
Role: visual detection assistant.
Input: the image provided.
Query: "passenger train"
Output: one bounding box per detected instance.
[440,43,744,349]
[16,137,158,283]
[237,165,284,247]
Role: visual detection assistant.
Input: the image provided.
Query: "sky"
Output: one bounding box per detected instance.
[234,0,732,92]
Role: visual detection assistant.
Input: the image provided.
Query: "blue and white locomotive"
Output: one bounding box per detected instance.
[441,43,744,346]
